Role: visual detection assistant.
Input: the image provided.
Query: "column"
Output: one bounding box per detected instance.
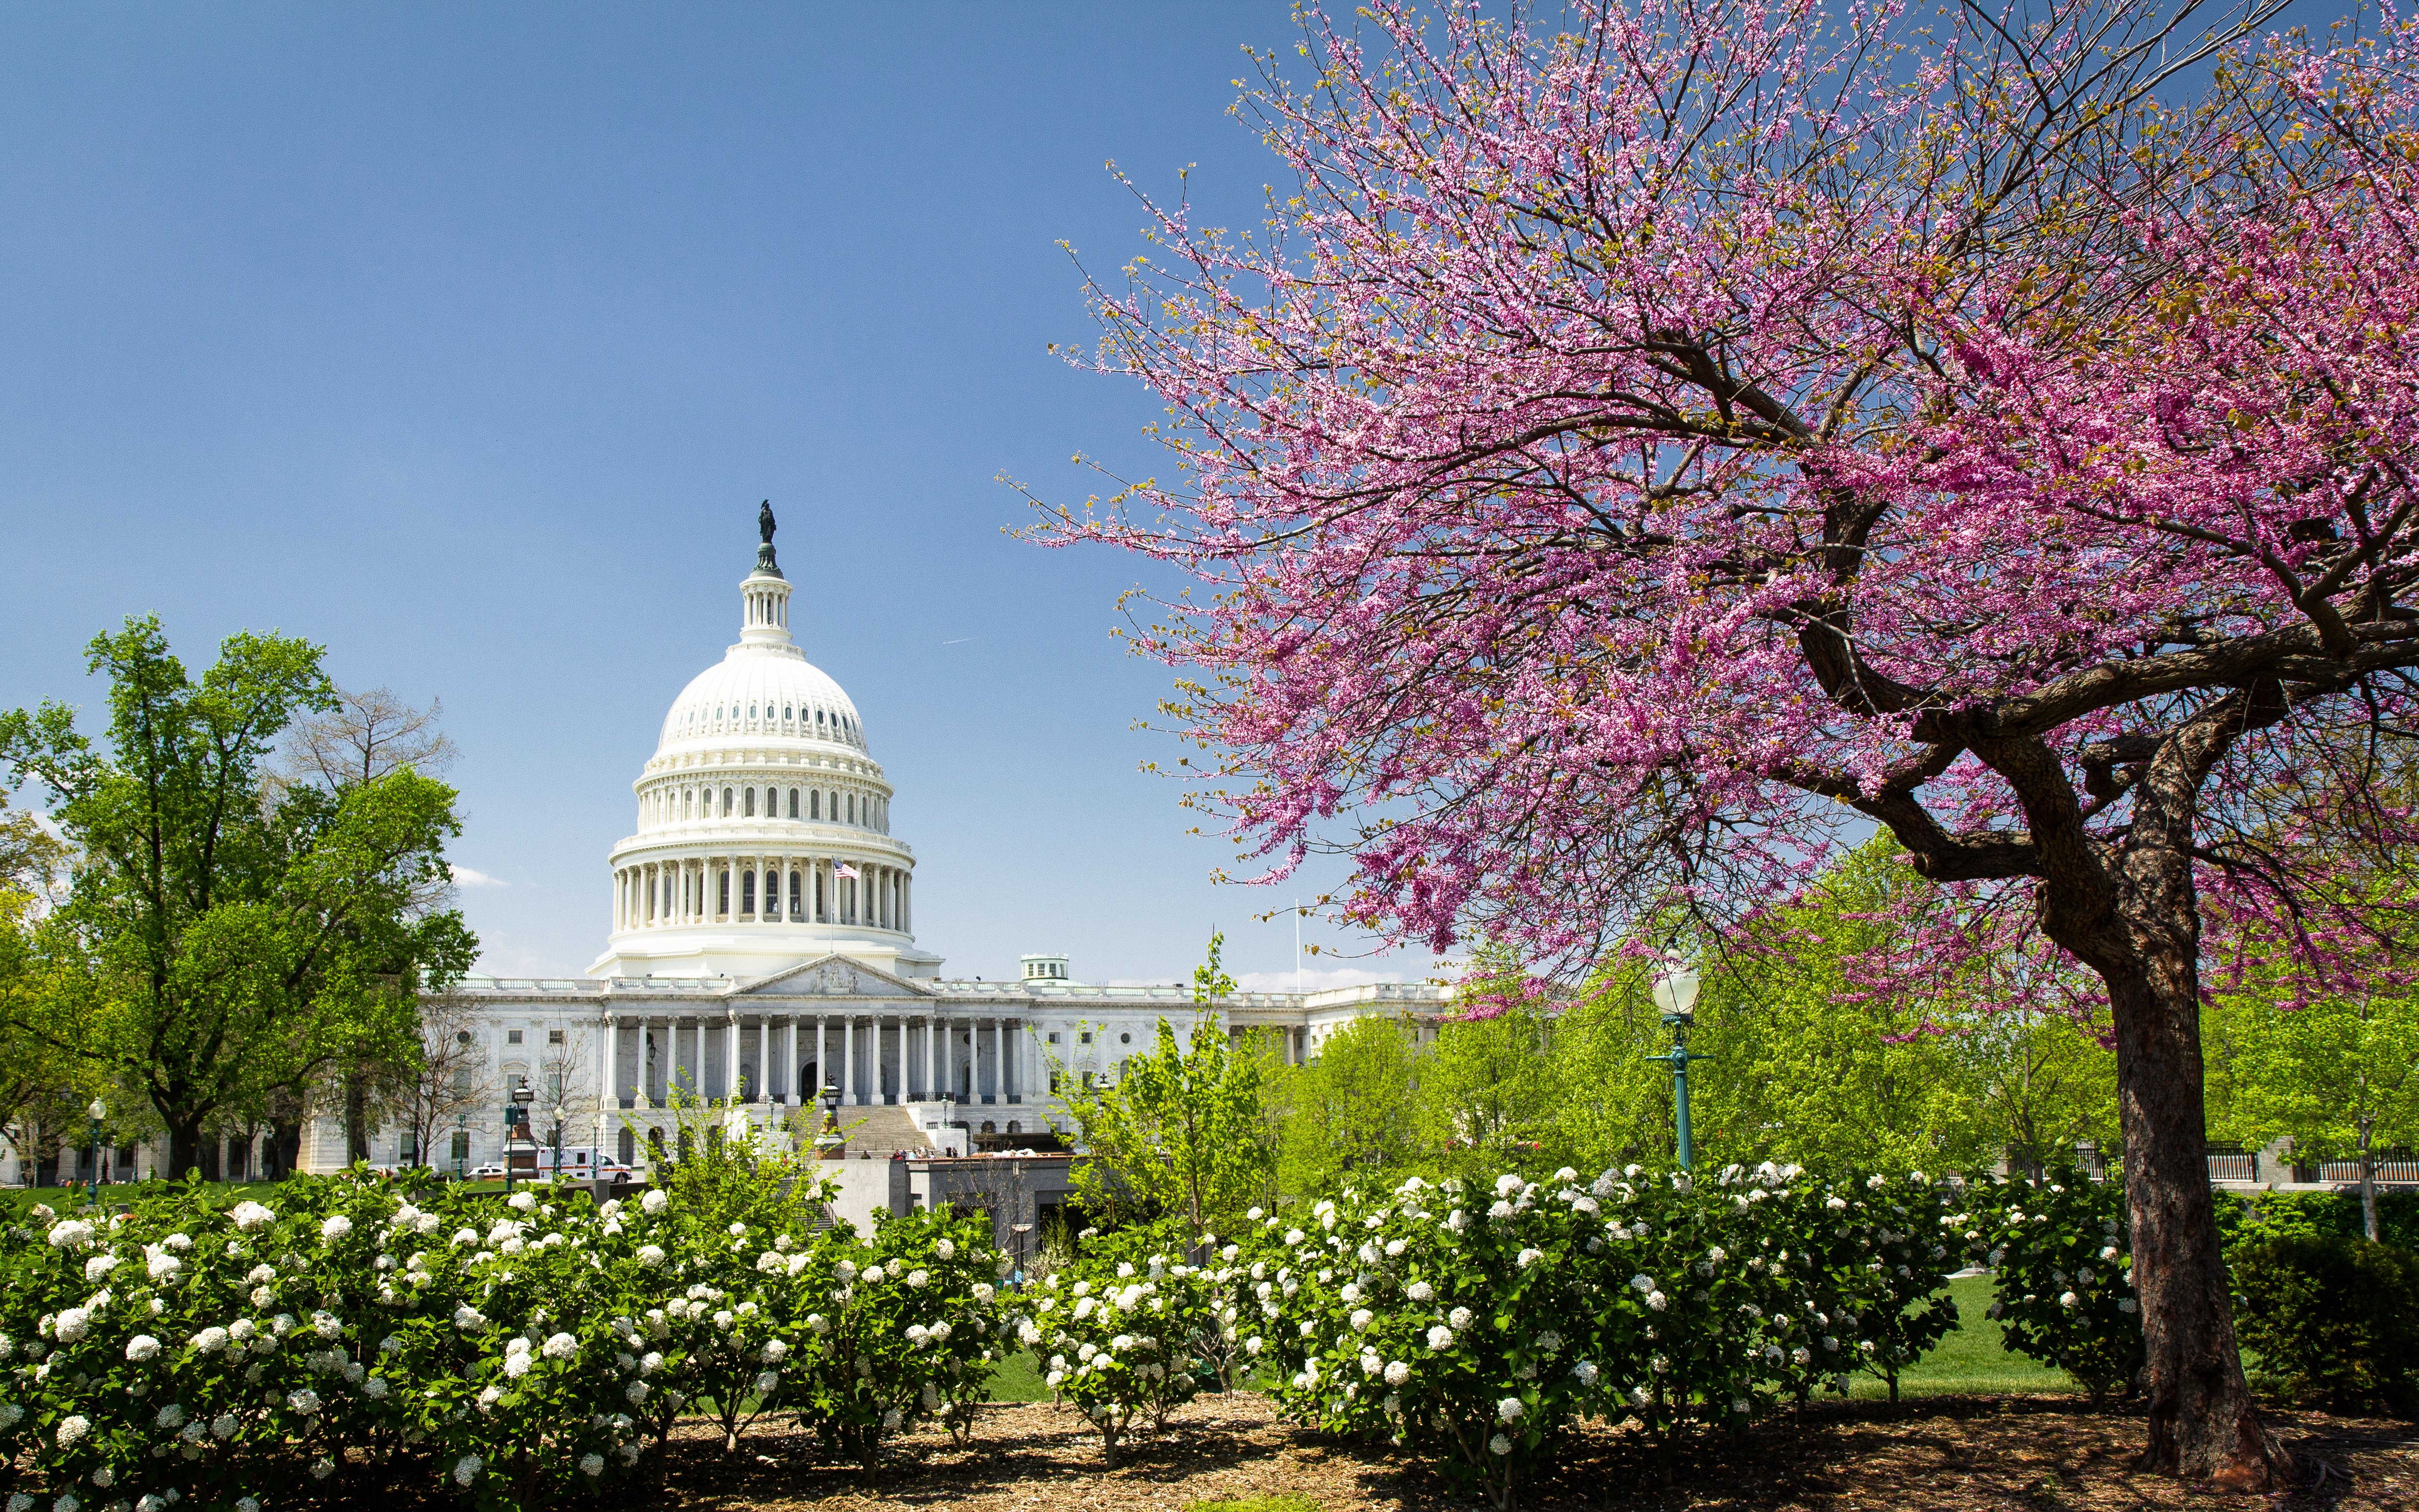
[783,1017,798,1106]
[902,872,911,934]
[726,1012,741,1101]
[929,1015,939,1101]
[843,1016,855,1105]
[992,1017,1003,1103]
[595,1012,616,1153]
[756,1017,770,1103]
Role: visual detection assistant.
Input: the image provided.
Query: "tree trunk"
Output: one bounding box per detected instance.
[163,1115,210,1181]
[2103,945,2280,1486]
[345,1071,370,1165]
[272,1118,304,1177]
[1975,710,2289,1488]
[2359,1119,2379,1244]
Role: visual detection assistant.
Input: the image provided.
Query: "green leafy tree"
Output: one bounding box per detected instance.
[1415,952,1563,1178]
[1545,951,1692,1174]
[0,617,476,1176]
[2208,982,2419,1243]
[1272,1012,1425,1198]
[1058,931,1274,1243]
[0,792,109,1173]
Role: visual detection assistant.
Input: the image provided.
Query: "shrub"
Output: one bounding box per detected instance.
[2217,1189,2419,1254]
[1019,1221,1218,1464]
[1229,1162,1966,1510]
[1967,1169,2143,1400]
[2231,1235,2419,1414]
[0,1123,1006,1512]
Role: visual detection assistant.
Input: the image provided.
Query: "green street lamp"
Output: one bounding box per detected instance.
[1646,960,1708,1170]
[86,1100,107,1206]
[454,1109,469,1184]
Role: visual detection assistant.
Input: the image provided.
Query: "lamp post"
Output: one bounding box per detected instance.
[86,1100,107,1205]
[453,1110,467,1184]
[814,1083,845,1160]
[1646,959,1708,1170]
[506,1078,536,1195]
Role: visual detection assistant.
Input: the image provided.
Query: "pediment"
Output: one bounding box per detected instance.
[740,954,931,1000]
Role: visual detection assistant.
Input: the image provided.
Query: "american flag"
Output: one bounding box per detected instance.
[834,863,861,879]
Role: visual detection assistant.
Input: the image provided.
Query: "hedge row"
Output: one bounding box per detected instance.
[12,1154,2410,1512]
[0,1131,1008,1512]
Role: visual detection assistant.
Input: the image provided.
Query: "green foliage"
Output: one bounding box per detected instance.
[0,1163,1009,1509]
[1058,933,1275,1242]
[2230,1235,2419,1414]
[2207,979,2419,1240]
[0,619,476,1173]
[1678,841,2117,1171]
[1271,1014,1424,1198]
[1967,1171,2144,1401]
[2215,1188,2419,1253]
[1231,1161,1968,1510]
[1017,1218,1220,1463]
[1412,999,1560,1179]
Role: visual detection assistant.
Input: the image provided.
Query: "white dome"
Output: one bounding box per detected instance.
[657,645,869,757]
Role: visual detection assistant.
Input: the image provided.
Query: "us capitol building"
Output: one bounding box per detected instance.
[338,516,1451,1175]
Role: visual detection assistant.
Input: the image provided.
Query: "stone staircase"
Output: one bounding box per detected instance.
[830,1104,942,1157]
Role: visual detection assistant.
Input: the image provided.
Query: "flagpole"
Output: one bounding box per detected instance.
[1295,899,1302,995]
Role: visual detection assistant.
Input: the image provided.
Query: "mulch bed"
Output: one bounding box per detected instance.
[610,1393,2418,1511]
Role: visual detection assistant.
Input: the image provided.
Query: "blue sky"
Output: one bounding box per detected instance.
[0,2,1437,990]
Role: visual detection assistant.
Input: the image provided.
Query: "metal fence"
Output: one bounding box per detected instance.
[2312,1158,2419,1185]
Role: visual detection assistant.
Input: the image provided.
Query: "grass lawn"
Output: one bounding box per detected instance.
[1841,1275,2075,1399]
[0,1181,286,1219]
[983,1276,2072,1407]
[986,1347,1050,1402]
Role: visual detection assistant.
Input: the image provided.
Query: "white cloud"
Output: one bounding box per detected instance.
[449,864,508,889]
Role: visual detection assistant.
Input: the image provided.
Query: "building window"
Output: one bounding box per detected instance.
[1079,1031,1092,1045]
[1050,1072,1062,1094]
[788,788,800,818]
[784,705,793,721]
[745,788,756,817]
[506,1029,523,1045]
[722,787,734,816]
[1119,1032,1131,1045]
[450,1131,470,1162]
[548,1029,564,1045]
[455,1030,473,1046]
[790,870,802,918]
[718,870,730,914]
[742,870,756,914]
[848,794,856,823]
[1047,1031,1060,1044]
[811,791,820,819]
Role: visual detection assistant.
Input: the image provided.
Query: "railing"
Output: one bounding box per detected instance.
[2314,1158,2419,1185]
[2206,1152,2257,1183]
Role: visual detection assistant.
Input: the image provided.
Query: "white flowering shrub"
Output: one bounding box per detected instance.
[0,1154,1006,1512]
[1234,1173,1629,1510]
[1017,1223,1218,1465]
[1966,1169,2143,1400]
[1228,1163,1972,1509]
[785,1206,1014,1465]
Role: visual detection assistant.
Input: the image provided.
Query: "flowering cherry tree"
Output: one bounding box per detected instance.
[1032,0,2419,1483]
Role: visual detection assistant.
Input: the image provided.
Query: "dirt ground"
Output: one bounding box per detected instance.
[620,1393,2419,1512]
